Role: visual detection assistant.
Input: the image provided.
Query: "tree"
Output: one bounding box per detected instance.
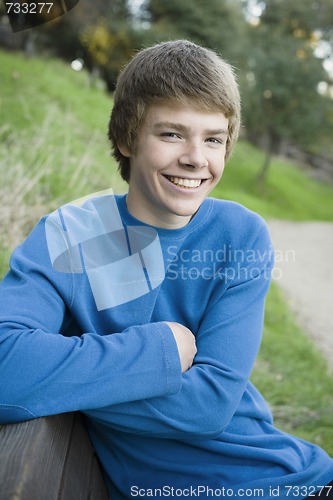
[141,0,247,66]
[80,20,140,90]
[76,0,145,90]
[241,0,333,181]
[16,0,140,90]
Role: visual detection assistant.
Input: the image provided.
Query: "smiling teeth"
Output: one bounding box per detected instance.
[167,176,202,188]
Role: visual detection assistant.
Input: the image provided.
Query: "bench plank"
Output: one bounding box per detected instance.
[0,412,109,499]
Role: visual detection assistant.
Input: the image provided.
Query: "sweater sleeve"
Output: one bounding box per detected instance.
[0,220,182,425]
[84,221,274,439]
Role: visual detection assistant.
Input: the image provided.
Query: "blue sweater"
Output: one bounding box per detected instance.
[0,193,332,498]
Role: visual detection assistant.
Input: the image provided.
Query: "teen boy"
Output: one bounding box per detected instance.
[0,40,332,499]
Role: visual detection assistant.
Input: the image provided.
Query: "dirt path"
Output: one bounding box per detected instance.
[267,221,333,372]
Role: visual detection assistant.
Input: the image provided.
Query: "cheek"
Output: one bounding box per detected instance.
[148,147,174,173]
[211,156,226,178]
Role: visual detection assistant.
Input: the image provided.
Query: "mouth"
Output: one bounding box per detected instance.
[163,175,205,189]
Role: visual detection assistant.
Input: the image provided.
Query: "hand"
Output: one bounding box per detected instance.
[164,322,197,373]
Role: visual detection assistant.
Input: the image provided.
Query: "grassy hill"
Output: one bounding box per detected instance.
[1,49,333,454]
[213,142,333,221]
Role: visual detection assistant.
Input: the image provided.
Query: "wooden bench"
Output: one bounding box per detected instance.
[0,412,109,499]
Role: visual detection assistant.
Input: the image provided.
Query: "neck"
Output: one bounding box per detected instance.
[126,192,192,229]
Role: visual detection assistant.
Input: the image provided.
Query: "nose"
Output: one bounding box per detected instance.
[178,143,208,169]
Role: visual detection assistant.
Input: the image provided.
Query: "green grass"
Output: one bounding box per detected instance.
[212,140,333,221]
[0,49,126,275]
[0,50,125,202]
[253,284,333,455]
[1,49,333,456]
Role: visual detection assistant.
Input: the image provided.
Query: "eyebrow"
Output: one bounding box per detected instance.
[153,121,228,136]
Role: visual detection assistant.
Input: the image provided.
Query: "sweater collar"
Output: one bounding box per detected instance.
[115,193,211,240]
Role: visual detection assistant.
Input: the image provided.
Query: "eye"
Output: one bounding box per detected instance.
[159,132,183,143]
[160,132,181,139]
[206,137,224,145]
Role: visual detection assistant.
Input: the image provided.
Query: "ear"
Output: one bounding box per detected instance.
[117,144,131,158]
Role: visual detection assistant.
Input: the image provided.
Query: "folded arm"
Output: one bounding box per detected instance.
[85,230,274,439]
[0,221,184,424]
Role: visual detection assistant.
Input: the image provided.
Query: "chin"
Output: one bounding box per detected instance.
[170,202,201,218]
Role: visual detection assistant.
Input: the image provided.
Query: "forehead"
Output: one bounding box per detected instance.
[141,101,229,133]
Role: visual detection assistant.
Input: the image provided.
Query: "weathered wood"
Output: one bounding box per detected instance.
[0,412,109,499]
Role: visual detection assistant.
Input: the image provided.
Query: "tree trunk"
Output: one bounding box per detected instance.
[256,146,273,183]
[256,130,279,184]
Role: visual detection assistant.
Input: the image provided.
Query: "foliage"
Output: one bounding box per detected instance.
[79,20,137,89]
[141,0,246,65]
[240,0,333,180]
[256,0,333,40]
[4,0,141,89]
[77,0,142,89]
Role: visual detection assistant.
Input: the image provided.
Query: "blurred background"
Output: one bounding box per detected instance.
[0,0,333,454]
[1,0,333,246]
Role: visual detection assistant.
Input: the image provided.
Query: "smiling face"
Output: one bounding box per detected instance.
[121,102,229,229]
